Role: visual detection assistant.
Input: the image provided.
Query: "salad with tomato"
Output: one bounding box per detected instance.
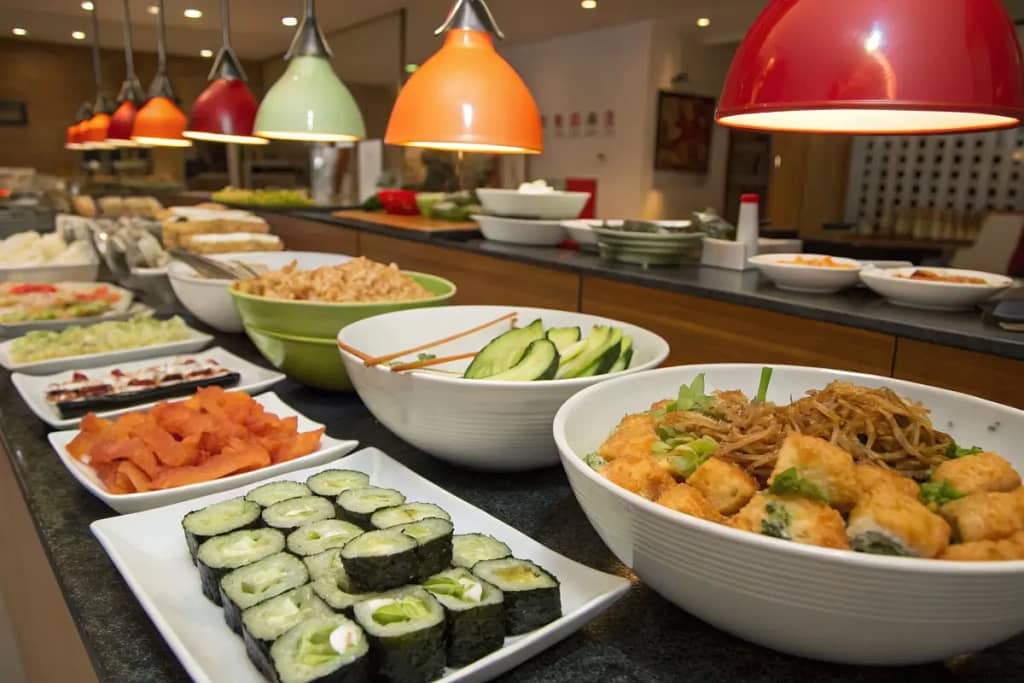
[0,283,124,323]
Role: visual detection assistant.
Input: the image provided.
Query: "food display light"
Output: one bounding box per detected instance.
[107,0,146,146]
[132,0,192,147]
[81,2,115,149]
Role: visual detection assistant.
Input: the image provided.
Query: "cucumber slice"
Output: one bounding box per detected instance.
[557,326,622,379]
[545,327,581,353]
[557,339,587,366]
[464,319,544,379]
[608,336,634,373]
[484,339,559,381]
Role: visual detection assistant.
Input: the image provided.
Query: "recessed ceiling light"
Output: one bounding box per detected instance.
[696,17,711,28]
[200,49,213,58]
[281,16,298,27]
[581,0,597,8]
[12,27,27,36]
[72,31,86,40]
[81,1,95,10]
[147,5,159,15]
[184,9,202,19]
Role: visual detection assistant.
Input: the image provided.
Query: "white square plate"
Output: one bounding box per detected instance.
[50,392,359,514]
[0,325,214,375]
[13,346,287,429]
[91,448,631,683]
[0,282,137,336]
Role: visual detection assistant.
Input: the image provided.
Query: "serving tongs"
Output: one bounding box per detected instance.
[169,249,262,280]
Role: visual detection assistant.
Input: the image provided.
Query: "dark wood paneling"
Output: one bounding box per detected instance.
[894,339,1024,410]
[265,215,360,256]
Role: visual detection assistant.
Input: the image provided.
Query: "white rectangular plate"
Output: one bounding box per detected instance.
[50,392,359,514]
[0,326,214,375]
[13,346,286,429]
[0,282,136,336]
[91,448,630,683]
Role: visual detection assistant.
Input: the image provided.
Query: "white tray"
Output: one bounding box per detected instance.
[91,448,631,683]
[13,346,286,429]
[50,392,359,514]
[0,282,137,336]
[0,326,214,375]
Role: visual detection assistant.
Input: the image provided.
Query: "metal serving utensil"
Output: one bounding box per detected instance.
[169,249,260,280]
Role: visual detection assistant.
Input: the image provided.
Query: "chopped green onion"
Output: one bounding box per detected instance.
[582,452,608,470]
[755,367,774,403]
[920,479,965,510]
[945,443,983,458]
[769,467,830,504]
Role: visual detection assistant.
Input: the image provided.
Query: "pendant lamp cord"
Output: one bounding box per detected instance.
[156,0,168,76]
[121,0,136,80]
[305,0,315,20]
[222,0,232,48]
[90,2,104,94]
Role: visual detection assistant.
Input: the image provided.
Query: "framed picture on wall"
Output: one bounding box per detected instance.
[654,91,715,173]
[0,101,27,126]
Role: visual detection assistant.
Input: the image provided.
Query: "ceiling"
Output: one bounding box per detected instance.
[2,0,1024,62]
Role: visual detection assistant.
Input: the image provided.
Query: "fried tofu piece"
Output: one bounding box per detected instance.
[598,413,657,463]
[600,455,675,501]
[939,489,1024,543]
[854,464,920,499]
[940,530,1024,561]
[846,489,951,558]
[687,457,759,515]
[655,483,723,523]
[729,492,850,550]
[768,434,859,511]
[931,452,1022,496]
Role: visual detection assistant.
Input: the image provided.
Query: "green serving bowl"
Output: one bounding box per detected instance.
[244,326,352,391]
[229,271,457,339]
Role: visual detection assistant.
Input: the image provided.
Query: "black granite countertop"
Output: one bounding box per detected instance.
[297,211,1024,361]
[2,316,1023,683]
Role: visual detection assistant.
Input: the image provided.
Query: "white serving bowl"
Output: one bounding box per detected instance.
[554,363,1024,665]
[168,251,351,332]
[473,215,567,246]
[748,253,862,293]
[560,220,600,250]
[476,188,590,220]
[337,305,670,471]
[860,266,1013,311]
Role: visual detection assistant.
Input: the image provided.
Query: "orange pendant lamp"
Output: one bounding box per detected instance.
[386,0,542,154]
[717,0,1024,134]
[132,0,191,147]
[65,102,93,150]
[82,3,116,150]
[107,0,145,146]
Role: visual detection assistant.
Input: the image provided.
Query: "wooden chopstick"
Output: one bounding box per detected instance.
[336,339,376,363]
[363,311,518,367]
[389,352,477,373]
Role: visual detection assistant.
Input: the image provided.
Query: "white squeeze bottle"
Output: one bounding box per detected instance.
[737,193,760,259]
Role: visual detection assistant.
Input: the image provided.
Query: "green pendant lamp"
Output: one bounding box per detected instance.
[254,0,365,142]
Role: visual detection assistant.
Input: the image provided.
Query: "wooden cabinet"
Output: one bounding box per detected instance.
[360,233,580,309]
[894,339,1024,410]
[581,276,895,376]
[264,214,360,256]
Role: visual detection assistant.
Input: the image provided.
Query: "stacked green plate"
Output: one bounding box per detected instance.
[593,224,705,266]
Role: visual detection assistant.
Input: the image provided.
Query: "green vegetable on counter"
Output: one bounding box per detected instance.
[769,467,830,504]
[920,479,965,510]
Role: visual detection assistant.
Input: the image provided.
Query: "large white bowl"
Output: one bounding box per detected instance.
[749,253,862,293]
[473,215,566,246]
[476,188,590,220]
[860,266,1013,311]
[337,305,670,471]
[553,364,1024,665]
[168,251,351,333]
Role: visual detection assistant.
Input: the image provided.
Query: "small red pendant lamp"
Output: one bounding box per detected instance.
[107,0,145,146]
[716,0,1024,134]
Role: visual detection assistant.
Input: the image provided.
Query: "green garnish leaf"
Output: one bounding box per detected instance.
[755,367,774,403]
[372,598,429,625]
[670,373,715,413]
[769,467,830,504]
[920,479,965,509]
[654,436,718,478]
[945,443,983,458]
[655,425,680,440]
[583,452,608,470]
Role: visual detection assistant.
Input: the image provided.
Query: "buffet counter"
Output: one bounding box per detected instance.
[3,316,1024,683]
[281,210,1024,409]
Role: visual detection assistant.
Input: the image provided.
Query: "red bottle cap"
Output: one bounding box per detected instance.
[741,193,760,203]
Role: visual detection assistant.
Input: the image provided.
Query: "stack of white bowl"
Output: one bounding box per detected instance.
[474,188,590,246]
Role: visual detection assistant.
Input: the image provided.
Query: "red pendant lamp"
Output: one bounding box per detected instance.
[82,3,116,149]
[107,0,145,146]
[184,0,267,145]
[717,0,1024,134]
[385,0,542,154]
[132,0,191,147]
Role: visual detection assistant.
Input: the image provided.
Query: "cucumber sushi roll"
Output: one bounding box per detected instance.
[242,585,333,681]
[394,518,454,581]
[341,529,417,593]
[452,534,512,570]
[182,497,261,564]
[336,487,406,528]
[370,503,451,530]
[472,558,561,635]
[220,552,309,634]
[304,548,345,582]
[353,586,446,683]
[287,520,364,557]
[306,469,371,499]
[423,568,505,666]
[247,481,312,508]
[196,528,285,604]
[313,569,378,616]
[263,496,336,532]
[270,614,371,683]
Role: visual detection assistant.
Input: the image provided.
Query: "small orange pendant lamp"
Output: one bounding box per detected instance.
[81,3,116,149]
[132,0,191,147]
[385,0,542,154]
[65,102,93,150]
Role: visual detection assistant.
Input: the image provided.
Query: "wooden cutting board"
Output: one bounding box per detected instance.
[331,210,480,234]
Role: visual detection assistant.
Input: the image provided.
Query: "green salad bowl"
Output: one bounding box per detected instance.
[228,271,458,339]
[244,326,352,391]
